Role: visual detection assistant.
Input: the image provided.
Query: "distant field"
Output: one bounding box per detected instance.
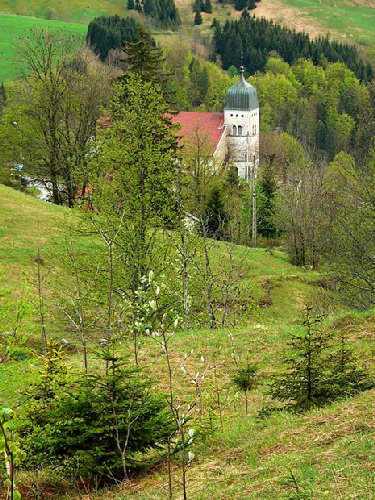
[255,0,375,59]
[0,14,87,83]
[286,0,374,43]
[0,0,127,23]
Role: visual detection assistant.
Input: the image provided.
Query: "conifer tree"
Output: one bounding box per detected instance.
[120,26,166,85]
[87,74,180,295]
[257,163,279,239]
[270,306,332,410]
[194,10,203,25]
[327,331,370,398]
[202,0,213,13]
[203,187,227,239]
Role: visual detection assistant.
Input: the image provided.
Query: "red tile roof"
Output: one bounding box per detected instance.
[171,112,225,151]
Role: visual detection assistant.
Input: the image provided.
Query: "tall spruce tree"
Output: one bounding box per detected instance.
[86,74,180,295]
[257,163,279,239]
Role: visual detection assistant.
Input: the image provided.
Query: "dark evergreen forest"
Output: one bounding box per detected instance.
[87,16,141,61]
[128,0,181,30]
[212,11,373,82]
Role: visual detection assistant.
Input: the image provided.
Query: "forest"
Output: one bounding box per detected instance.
[0,7,374,499]
[212,11,373,81]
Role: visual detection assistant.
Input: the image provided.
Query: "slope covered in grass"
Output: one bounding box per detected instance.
[0,184,373,498]
[0,14,87,82]
[254,0,375,61]
[0,184,64,280]
[0,0,127,23]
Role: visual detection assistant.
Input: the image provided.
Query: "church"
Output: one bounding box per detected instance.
[171,67,259,180]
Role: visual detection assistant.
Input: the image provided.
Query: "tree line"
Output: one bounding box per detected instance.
[212,11,373,82]
[87,15,141,60]
[127,0,181,30]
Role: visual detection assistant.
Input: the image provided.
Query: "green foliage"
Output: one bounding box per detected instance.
[0,29,111,207]
[120,26,166,88]
[194,10,203,25]
[203,187,227,239]
[233,362,258,414]
[0,408,24,500]
[257,163,279,239]
[84,73,180,304]
[128,0,180,30]
[233,363,258,393]
[0,270,35,363]
[254,57,374,161]
[202,0,213,14]
[219,0,257,10]
[327,331,372,399]
[324,153,375,307]
[270,307,332,410]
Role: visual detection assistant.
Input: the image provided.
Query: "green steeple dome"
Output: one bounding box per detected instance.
[224,67,259,111]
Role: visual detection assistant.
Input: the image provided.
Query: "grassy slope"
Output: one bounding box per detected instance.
[0,184,64,282]
[0,184,374,498]
[0,0,127,23]
[281,0,374,45]
[253,0,375,61]
[0,14,87,82]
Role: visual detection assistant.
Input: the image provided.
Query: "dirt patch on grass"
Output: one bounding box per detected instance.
[259,442,299,457]
[330,315,375,342]
[253,0,343,41]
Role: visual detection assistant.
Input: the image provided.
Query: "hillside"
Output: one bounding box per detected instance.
[254,0,375,60]
[0,14,87,82]
[0,0,127,23]
[0,184,374,498]
[0,0,373,83]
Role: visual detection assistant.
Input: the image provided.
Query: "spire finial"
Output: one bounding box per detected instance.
[239,65,245,79]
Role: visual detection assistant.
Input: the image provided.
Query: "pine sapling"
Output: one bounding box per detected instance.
[233,362,258,415]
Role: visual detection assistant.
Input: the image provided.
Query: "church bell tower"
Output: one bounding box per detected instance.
[224,67,259,179]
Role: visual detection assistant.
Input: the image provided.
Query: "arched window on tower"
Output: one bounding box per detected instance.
[233,125,237,136]
[238,125,242,136]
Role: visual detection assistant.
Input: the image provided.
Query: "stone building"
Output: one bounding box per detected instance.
[172,67,259,179]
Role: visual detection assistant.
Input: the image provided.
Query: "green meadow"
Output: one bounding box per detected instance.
[0,14,87,82]
[0,0,127,23]
[283,0,375,48]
